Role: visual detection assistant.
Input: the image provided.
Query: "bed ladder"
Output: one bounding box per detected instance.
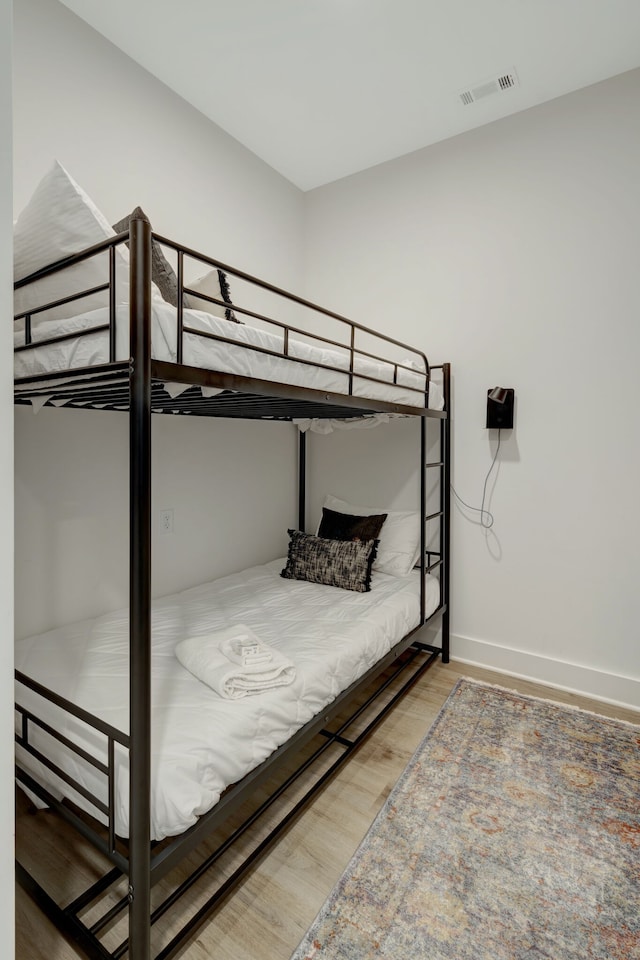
[421,362,450,662]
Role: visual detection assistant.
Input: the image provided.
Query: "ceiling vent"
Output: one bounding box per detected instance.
[459,70,519,106]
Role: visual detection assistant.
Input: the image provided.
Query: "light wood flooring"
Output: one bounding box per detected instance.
[15,659,640,960]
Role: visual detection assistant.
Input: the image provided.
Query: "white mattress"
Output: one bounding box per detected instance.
[14,301,445,410]
[15,559,440,841]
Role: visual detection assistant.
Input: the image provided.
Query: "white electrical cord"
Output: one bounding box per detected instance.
[451,429,501,528]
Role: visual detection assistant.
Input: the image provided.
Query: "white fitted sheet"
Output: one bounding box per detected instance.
[15,559,440,841]
[14,301,444,410]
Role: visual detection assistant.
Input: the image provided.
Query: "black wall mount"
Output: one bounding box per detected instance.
[486,387,514,429]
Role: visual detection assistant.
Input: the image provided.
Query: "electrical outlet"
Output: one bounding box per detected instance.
[159,509,174,534]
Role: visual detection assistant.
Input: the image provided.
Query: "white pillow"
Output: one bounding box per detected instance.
[320,493,422,578]
[14,161,161,330]
[14,161,130,327]
[186,268,240,323]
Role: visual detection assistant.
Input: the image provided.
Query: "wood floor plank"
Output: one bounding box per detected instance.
[15,660,640,959]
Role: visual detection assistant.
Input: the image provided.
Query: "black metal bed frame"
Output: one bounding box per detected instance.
[14,219,451,960]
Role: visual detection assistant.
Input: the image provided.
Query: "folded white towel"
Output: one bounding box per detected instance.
[241,650,273,665]
[175,626,296,700]
[219,625,274,667]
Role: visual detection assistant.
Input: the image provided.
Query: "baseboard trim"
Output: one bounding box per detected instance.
[449,633,640,712]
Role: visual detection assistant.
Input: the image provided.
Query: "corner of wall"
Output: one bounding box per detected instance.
[1,0,15,953]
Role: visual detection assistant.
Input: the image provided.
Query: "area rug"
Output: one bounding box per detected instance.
[290,678,640,960]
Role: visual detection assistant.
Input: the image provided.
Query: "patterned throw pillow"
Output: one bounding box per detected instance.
[317,507,387,543]
[281,529,378,593]
[186,266,241,323]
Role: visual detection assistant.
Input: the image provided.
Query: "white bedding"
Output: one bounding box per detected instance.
[14,301,445,411]
[15,559,440,841]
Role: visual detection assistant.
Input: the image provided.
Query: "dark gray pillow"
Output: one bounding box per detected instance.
[318,507,387,543]
[281,529,378,593]
[112,206,181,308]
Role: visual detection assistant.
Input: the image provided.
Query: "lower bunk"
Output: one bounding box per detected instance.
[15,553,446,960]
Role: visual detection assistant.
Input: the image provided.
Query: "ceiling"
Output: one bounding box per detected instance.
[59,0,640,191]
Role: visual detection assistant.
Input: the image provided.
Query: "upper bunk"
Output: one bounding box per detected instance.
[12,165,448,424]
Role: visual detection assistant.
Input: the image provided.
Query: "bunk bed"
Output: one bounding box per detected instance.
[13,182,451,960]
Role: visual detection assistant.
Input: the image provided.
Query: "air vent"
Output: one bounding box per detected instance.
[459,70,519,106]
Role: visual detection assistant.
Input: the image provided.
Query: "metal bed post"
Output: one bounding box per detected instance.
[420,416,426,624]
[298,429,307,532]
[441,363,451,662]
[128,218,153,959]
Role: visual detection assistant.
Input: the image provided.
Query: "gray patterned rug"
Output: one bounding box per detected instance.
[290,678,640,959]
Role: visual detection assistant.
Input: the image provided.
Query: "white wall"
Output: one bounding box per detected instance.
[2,1,15,956]
[13,0,305,638]
[15,408,297,637]
[303,70,640,707]
[12,0,303,281]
